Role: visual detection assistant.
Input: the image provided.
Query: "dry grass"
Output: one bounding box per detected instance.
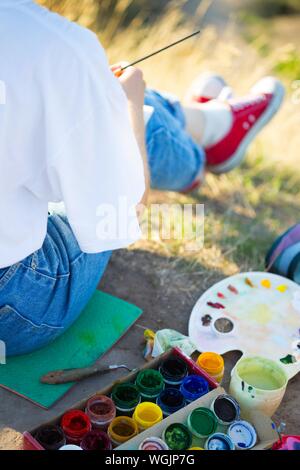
[40,0,300,278]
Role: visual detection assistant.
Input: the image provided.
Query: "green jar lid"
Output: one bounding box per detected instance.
[163,423,192,450]
[136,369,164,397]
[187,408,217,438]
[112,383,141,410]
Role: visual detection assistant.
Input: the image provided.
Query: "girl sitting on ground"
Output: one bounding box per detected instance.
[0,0,284,355]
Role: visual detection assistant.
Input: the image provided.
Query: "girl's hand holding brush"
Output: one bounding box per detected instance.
[111,62,146,109]
[111,62,149,211]
[109,32,201,211]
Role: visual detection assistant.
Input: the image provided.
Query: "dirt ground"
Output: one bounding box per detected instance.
[0,249,299,449]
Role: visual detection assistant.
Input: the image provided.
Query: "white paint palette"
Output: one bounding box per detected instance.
[188,272,300,379]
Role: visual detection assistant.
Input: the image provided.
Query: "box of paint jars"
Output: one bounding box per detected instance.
[23,347,278,451]
[23,347,218,450]
[118,388,279,450]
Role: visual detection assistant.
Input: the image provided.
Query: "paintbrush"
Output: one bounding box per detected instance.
[114,29,201,77]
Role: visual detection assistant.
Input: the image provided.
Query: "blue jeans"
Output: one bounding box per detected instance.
[0,90,205,356]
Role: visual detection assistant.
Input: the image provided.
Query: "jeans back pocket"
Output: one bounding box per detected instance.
[0,305,63,356]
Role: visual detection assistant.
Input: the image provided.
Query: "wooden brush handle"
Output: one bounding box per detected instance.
[40,365,112,384]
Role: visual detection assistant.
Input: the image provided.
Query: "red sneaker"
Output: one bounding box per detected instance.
[185,73,232,104]
[205,77,285,174]
[180,74,231,193]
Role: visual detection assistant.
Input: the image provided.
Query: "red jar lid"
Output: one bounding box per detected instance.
[61,410,91,439]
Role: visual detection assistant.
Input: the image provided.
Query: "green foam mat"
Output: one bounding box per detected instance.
[0,291,142,408]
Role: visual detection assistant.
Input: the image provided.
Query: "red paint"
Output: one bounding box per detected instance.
[89,402,111,415]
[228,284,238,294]
[207,301,225,309]
[272,435,300,450]
[85,394,116,430]
[217,292,225,299]
[80,431,112,450]
[61,410,91,445]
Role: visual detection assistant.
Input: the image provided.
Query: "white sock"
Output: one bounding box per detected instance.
[200,100,233,147]
[184,100,233,148]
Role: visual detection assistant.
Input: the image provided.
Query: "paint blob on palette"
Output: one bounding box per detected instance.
[188,272,300,379]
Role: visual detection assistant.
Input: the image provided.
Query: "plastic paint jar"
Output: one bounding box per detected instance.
[205,433,235,450]
[35,425,66,450]
[196,352,224,383]
[107,416,139,447]
[159,357,188,388]
[229,356,288,417]
[80,430,112,450]
[139,437,169,451]
[156,388,186,417]
[61,410,91,445]
[162,423,192,450]
[180,375,209,403]
[211,394,240,425]
[85,394,116,430]
[59,445,82,450]
[133,402,163,431]
[187,408,217,439]
[136,369,164,402]
[227,420,257,450]
[111,383,141,417]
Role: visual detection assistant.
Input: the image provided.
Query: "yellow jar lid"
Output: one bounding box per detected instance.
[188,447,204,450]
[133,402,163,429]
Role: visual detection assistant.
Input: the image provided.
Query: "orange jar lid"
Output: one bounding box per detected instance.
[197,352,224,375]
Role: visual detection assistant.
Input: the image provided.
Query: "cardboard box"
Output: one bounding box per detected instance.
[23,348,279,451]
[118,387,279,450]
[23,347,218,450]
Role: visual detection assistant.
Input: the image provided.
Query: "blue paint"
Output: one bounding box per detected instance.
[156,388,185,416]
[205,433,235,451]
[228,420,257,450]
[180,375,209,403]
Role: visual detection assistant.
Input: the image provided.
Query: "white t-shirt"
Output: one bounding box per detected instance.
[0,0,145,269]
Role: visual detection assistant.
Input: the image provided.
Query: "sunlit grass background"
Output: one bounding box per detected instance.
[39,0,300,279]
